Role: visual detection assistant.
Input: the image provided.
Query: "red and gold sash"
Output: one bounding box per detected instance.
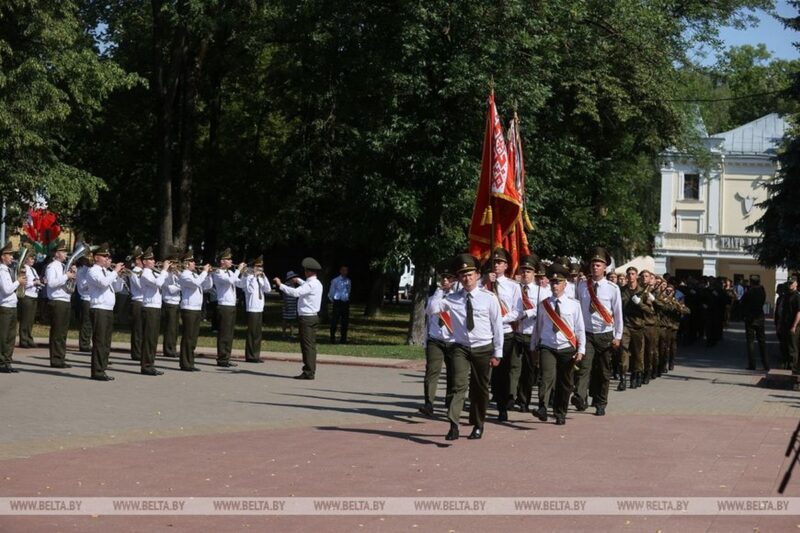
[521,284,534,310]
[438,311,454,334]
[484,280,509,316]
[586,282,614,325]
[542,299,577,348]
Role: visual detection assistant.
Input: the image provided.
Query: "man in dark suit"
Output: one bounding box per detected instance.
[740,274,769,371]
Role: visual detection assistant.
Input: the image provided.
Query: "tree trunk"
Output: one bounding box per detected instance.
[407,260,432,346]
[364,271,385,317]
[152,0,186,257]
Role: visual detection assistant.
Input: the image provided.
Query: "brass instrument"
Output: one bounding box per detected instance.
[63,242,88,294]
[13,246,29,299]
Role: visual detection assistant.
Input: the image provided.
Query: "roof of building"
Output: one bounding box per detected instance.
[711,113,789,156]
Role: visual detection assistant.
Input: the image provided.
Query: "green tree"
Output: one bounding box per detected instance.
[748,2,800,269]
[0,0,135,226]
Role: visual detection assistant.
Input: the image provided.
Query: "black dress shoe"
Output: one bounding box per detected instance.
[91,374,115,381]
[217,361,238,367]
[51,364,72,369]
[190,366,201,371]
[180,367,194,372]
[445,424,459,441]
[555,416,566,425]
[141,369,164,376]
[418,403,434,417]
[497,409,508,422]
[468,426,483,440]
[0,366,19,373]
[294,373,314,380]
[245,359,264,363]
[79,346,92,353]
[595,406,606,416]
[571,395,587,411]
[535,406,548,422]
[617,378,627,391]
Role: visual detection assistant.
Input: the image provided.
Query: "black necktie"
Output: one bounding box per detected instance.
[257,278,262,300]
[466,292,474,331]
[552,298,560,333]
[593,281,598,293]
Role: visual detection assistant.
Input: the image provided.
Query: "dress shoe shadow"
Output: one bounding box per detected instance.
[11,363,88,380]
[316,426,450,448]
[215,368,286,379]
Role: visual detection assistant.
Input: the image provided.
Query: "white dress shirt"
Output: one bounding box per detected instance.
[88,265,124,310]
[0,264,20,308]
[565,281,577,300]
[428,286,504,359]
[280,275,323,316]
[532,294,586,354]
[212,269,242,307]
[243,273,272,313]
[179,270,212,310]
[24,264,41,298]
[140,267,170,308]
[128,266,143,302]
[328,275,351,302]
[494,275,523,334]
[578,277,624,340]
[45,259,70,302]
[76,265,91,301]
[518,282,550,335]
[162,272,181,305]
[425,288,455,343]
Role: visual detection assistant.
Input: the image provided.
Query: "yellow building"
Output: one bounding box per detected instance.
[654,113,789,310]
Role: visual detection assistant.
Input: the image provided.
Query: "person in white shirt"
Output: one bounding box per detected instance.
[482,247,523,422]
[0,242,26,373]
[429,253,503,441]
[574,247,623,417]
[419,260,457,417]
[87,245,125,381]
[139,247,171,376]
[328,265,351,344]
[127,246,144,362]
[17,245,41,348]
[242,256,271,363]
[76,255,94,352]
[212,248,245,367]
[273,257,323,380]
[178,251,212,371]
[45,239,76,368]
[160,252,182,359]
[531,262,586,425]
[515,255,550,414]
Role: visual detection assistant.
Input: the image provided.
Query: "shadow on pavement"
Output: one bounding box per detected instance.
[316,426,452,448]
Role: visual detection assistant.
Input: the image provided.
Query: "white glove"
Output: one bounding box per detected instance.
[632,295,641,305]
[647,292,655,303]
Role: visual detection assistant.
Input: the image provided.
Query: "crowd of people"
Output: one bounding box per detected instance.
[0,240,348,381]
[420,247,708,440]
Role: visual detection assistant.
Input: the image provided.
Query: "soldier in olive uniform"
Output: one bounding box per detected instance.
[0,242,26,373]
[620,266,652,389]
[515,254,548,413]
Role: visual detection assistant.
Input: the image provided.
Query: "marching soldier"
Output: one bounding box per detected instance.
[515,254,548,413]
[663,284,689,372]
[160,251,181,358]
[45,239,76,368]
[532,262,586,425]
[428,254,503,440]
[640,270,659,384]
[128,246,144,361]
[76,253,93,352]
[273,257,323,380]
[242,256,271,363]
[87,244,124,381]
[212,248,244,368]
[575,247,622,416]
[17,244,41,348]
[484,247,523,422]
[620,266,652,389]
[139,247,170,376]
[178,251,212,371]
[0,242,26,373]
[419,260,457,417]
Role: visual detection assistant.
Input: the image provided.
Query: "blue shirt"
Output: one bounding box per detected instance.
[329,275,351,302]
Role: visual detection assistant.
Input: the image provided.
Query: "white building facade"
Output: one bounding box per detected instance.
[654,113,789,308]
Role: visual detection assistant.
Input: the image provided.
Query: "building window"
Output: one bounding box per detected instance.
[679,218,700,233]
[682,173,700,200]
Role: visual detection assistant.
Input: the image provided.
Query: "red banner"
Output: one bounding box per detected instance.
[468,93,522,264]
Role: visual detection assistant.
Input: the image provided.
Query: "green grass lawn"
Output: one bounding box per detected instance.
[32,300,424,360]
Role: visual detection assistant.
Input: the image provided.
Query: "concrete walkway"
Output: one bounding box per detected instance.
[1,325,799,531]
